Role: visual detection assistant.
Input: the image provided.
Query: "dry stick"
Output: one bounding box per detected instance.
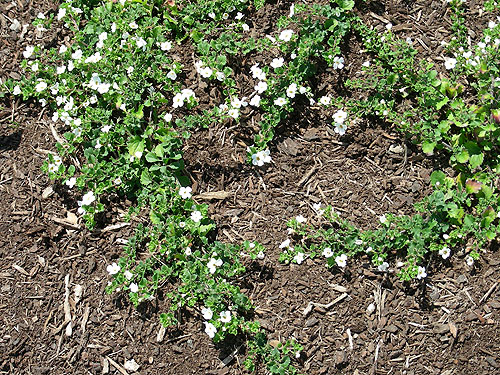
[346,328,354,350]
[303,292,348,316]
[106,356,130,375]
[297,165,316,187]
[479,280,499,304]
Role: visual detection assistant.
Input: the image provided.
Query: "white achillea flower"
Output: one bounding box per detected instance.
[439,246,451,259]
[379,214,387,224]
[201,307,213,320]
[127,66,134,75]
[257,251,265,259]
[59,45,67,54]
[185,247,192,256]
[129,283,138,293]
[48,164,58,173]
[13,85,21,95]
[113,177,122,185]
[219,311,231,323]
[23,46,35,59]
[111,22,117,33]
[101,125,112,133]
[322,247,333,258]
[191,210,202,223]
[271,57,284,69]
[249,95,261,107]
[106,262,120,275]
[208,12,216,19]
[56,65,66,75]
[250,64,266,80]
[135,37,147,49]
[289,3,295,17]
[181,88,195,100]
[179,186,192,199]
[335,254,347,268]
[279,29,294,42]
[319,95,331,106]
[164,113,172,122]
[274,97,287,106]
[235,12,244,20]
[81,192,96,205]
[294,252,305,264]
[124,270,133,280]
[444,57,457,70]
[199,66,213,78]
[31,63,39,72]
[129,21,138,29]
[160,41,172,51]
[204,322,217,338]
[67,60,74,71]
[231,97,243,109]
[416,266,427,279]
[242,23,250,32]
[254,81,268,93]
[385,23,392,31]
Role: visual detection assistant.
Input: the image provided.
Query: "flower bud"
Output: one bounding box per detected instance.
[492,109,500,124]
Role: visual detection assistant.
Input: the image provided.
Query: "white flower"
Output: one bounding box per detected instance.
[111,22,117,33]
[379,214,387,224]
[242,23,250,31]
[332,110,347,124]
[257,251,265,259]
[335,253,347,268]
[124,270,133,280]
[185,247,192,256]
[235,12,244,20]
[23,46,35,59]
[274,97,287,106]
[204,322,217,338]
[57,8,66,20]
[250,64,266,80]
[172,93,184,108]
[294,252,304,264]
[179,186,192,199]
[167,70,177,80]
[416,266,427,279]
[67,60,74,71]
[289,4,295,17]
[179,221,185,228]
[228,108,239,119]
[207,258,222,274]
[81,191,96,206]
[161,41,172,51]
[71,49,83,60]
[279,239,291,249]
[286,83,297,98]
[334,122,347,136]
[127,66,134,76]
[271,57,284,69]
[31,63,39,72]
[386,23,392,31]
[251,149,271,166]
[279,29,294,42]
[439,246,451,259]
[10,18,20,31]
[216,71,225,81]
[249,95,261,107]
[65,177,76,188]
[219,311,231,323]
[319,95,331,106]
[164,113,172,122]
[296,215,306,224]
[101,125,112,133]
[129,21,138,29]
[129,283,138,293]
[312,202,324,215]
[48,164,58,174]
[378,262,389,272]
[13,85,21,95]
[106,262,120,275]
[136,37,147,49]
[332,56,344,70]
[222,13,229,20]
[95,140,102,149]
[444,57,457,70]
[199,66,213,78]
[466,256,474,266]
[191,210,202,223]
[202,307,213,320]
[254,81,268,94]
[113,177,122,185]
[322,247,333,258]
[56,65,66,75]
[181,88,195,100]
[59,45,67,54]
[35,81,47,92]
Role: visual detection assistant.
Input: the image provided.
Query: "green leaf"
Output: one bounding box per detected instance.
[150,210,162,225]
[128,136,144,156]
[435,96,449,110]
[455,148,469,163]
[430,170,446,187]
[469,153,484,169]
[145,152,160,163]
[422,141,436,155]
[141,169,152,185]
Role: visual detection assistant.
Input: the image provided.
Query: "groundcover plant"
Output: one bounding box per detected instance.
[2,0,500,373]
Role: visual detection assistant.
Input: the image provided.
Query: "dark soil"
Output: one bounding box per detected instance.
[1,1,499,375]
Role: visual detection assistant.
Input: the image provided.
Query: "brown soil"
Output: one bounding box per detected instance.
[1,1,499,375]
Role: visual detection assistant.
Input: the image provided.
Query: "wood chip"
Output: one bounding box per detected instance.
[156,325,166,342]
[194,190,232,200]
[106,356,130,375]
[12,264,29,276]
[303,292,348,316]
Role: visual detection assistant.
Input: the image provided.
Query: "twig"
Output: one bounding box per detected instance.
[346,328,354,350]
[479,281,499,304]
[303,293,348,316]
[106,356,130,375]
[297,165,316,187]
